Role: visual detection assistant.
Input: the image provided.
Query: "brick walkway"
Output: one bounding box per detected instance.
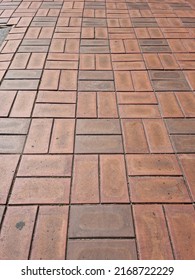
[0,0,195,260]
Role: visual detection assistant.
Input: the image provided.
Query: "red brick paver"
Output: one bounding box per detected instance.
[0,0,195,260]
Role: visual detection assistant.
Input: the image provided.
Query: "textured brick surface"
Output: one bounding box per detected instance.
[69,205,134,238]
[134,205,173,260]
[18,155,72,177]
[0,155,20,204]
[100,155,129,203]
[127,155,182,176]
[0,0,195,260]
[67,240,137,260]
[75,135,123,153]
[164,205,195,259]
[71,155,99,204]
[130,177,191,203]
[30,206,69,260]
[179,154,195,201]
[10,178,70,204]
[0,206,37,260]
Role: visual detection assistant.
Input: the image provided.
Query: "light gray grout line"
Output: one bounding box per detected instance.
[64,3,84,260]
[106,0,139,259]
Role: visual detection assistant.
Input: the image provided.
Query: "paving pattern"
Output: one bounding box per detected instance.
[0,0,195,260]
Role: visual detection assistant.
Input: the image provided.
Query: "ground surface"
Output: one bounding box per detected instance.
[0,0,195,260]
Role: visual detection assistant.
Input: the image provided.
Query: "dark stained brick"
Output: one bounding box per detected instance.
[76,119,121,135]
[69,205,135,238]
[171,135,195,153]
[75,135,123,153]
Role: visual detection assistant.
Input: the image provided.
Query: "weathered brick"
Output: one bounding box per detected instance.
[18,155,72,177]
[33,104,75,118]
[10,178,70,204]
[77,92,97,118]
[97,92,118,118]
[76,119,120,135]
[127,154,182,176]
[166,119,195,134]
[96,54,112,70]
[176,92,195,117]
[134,205,173,260]
[157,92,184,118]
[0,155,19,204]
[100,155,129,203]
[0,135,26,153]
[10,91,36,118]
[179,154,195,200]
[37,91,76,104]
[0,206,37,260]
[24,119,52,153]
[165,205,195,259]
[27,53,47,69]
[0,79,39,90]
[117,92,157,104]
[50,119,75,153]
[39,70,60,90]
[122,119,149,153]
[0,118,30,134]
[171,135,195,153]
[119,105,160,118]
[78,80,114,91]
[75,135,123,153]
[185,71,195,90]
[69,205,134,238]
[131,71,152,91]
[59,70,77,90]
[79,54,95,70]
[31,206,69,260]
[130,177,191,203]
[114,71,134,91]
[71,155,99,204]
[67,240,137,260]
[143,119,173,153]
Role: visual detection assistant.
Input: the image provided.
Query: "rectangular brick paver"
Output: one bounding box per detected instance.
[30,206,69,260]
[18,155,72,177]
[0,206,37,260]
[0,0,195,261]
[10,178,70,204]
[164,205,195,260]
[67,240,137,260]
[71,155,99,204]
[134,205,173,260]
[69,205,134,238]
